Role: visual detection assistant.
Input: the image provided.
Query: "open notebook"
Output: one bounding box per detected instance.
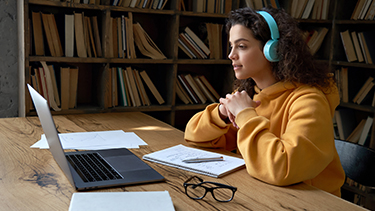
[143,144,245,178]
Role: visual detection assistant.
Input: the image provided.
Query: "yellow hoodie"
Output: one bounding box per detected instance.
[184,81,345,197]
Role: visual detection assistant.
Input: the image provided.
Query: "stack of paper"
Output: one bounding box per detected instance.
[31,130,147,150]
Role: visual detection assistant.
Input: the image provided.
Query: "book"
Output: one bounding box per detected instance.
[301,0,316,19]
[47,64,60,106]
[358,0,372,19]
[69,67,79,108]
[352,76,374,103]
[199,75,220,100]
[178,74,200,104]
[347,119,366,144]
[178,38,196,59]
[361,31,375,64]
[365,0,375,19]
[351,31,364,63]
[111,67,118,107]
[356,81,375,104]
[194,75,216,103]
[124,67,140,106]
[139,70,165,104]
[38,66,49,105]
[358,32,373,64]
[206,23,221,59]
[184,74,207,103]
[65,14,75,57]
[308,27,329,55]
[116,17,123,58]
[351,0,367,20]
[68,191,175,211]
[178,33,207,59]
[97,64,111,108]
[133,69,150,106]
[60,66,70,110]
[133,23,166,59]
[340,30,357,62]
[181,33,207,58]
[48,13,63,57]
[74,12,87,58]
[40,62,61,111]
[175,80,191,104]
[293,0,309,18]
[206,0,215,13]
[184,27,210,56]
[112,17,118,58]
[358,116,373,145]
[142,144,245,178]
[91,16,102,57]
[41,13,56,57]
[86,17,97,57]
[32,11,45,56]
[339,67,349,103]
[335,109,358,140]
[117,67,129,106]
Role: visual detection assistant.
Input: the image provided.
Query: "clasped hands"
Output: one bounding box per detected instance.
[219,90,260,129]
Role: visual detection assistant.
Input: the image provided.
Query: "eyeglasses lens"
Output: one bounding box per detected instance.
[186,184,206,199]
[213,187,233,202]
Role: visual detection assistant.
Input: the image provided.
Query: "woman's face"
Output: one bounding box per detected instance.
[228,24,274,87]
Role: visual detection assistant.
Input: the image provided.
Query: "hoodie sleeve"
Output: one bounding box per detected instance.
[184,103,238,151]
[235,89,337,186]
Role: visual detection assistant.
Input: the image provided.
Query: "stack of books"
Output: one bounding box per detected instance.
[30,61,79,111]
[340,30,375,64]
[176,74,220,104]
[31,11,103,58]
[351,0,375,20]
[178,27,210,59]
[116,66,165,107]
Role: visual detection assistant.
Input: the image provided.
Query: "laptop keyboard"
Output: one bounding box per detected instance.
[66,153,123,183]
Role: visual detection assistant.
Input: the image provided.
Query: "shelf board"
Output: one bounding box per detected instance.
[335,20,375,25]
[332,61,375,69]
[297,19,333,25]
[27,105,173,116]
[177,59,231,65]
[174,104,211,110]
[29,56,175,64]
[28,0,175,15]
[339,102,375,113]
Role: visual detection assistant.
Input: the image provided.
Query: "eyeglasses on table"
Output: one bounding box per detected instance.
[183,176,237,202]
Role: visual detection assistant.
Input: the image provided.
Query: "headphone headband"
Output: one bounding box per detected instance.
[256,11,280,62]
[256,11,279,40]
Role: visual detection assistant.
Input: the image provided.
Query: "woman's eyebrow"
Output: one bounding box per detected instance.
[229,38,249,45]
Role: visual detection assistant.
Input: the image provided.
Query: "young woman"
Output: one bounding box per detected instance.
[184,7,345,197]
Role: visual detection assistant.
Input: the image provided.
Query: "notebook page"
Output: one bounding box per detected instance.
[143,144,245,178]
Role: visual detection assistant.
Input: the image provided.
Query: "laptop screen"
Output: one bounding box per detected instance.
[27,84,76,187]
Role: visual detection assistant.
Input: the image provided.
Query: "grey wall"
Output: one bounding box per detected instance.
[0,0,18,117]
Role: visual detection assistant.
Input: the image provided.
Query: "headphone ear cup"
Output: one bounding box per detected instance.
[263,39,279,62]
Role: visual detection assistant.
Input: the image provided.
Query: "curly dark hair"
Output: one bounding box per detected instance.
[226,7,333,97]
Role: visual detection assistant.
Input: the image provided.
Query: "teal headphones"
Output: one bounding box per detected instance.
[257,11,280,62]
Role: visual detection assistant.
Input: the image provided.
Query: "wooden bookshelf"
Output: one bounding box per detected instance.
[22,0,375,142]
[23,0,237,131]
[21,0,374,207]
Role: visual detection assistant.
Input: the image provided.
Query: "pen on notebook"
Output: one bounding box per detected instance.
[182,156,224,163]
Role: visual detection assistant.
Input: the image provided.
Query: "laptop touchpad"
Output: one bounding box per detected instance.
[106,155,151,172]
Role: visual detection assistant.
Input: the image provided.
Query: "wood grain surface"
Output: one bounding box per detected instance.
[0,112,367,211]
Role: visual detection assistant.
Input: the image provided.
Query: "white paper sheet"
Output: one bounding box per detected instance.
[31,130,147,150]
[68,191,175,211]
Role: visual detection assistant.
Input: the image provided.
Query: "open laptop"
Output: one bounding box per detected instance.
[27,84,165,190]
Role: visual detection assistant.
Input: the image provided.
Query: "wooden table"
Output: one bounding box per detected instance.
[0,112,367,211]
